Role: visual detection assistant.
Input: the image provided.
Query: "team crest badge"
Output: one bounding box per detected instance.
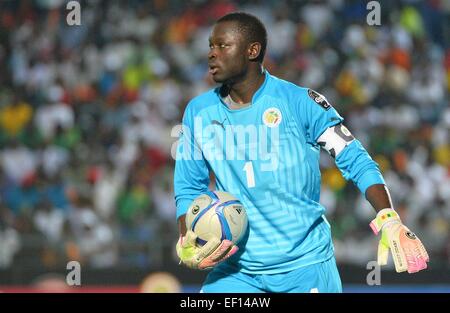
[263,108,282,128]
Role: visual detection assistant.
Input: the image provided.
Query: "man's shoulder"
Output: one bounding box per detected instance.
[270,74,331,108]
[268,73,309,96]
[185,87,220,114]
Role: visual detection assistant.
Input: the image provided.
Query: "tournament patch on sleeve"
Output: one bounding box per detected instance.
[307,89,332,111]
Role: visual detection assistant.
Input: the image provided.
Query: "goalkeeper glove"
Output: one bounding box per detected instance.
[370,208,429,273]
[176,230,238,270]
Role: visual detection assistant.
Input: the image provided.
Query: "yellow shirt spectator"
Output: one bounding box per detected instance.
[0,101,33,137]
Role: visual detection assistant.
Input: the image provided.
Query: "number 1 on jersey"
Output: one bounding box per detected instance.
[243,161,256,188]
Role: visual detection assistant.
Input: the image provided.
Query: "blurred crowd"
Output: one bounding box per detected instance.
[0,0,449,275]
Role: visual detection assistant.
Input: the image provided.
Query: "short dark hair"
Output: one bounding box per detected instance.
[216,12,267,63]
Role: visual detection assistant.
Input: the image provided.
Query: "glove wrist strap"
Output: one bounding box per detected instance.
[369,208,401,235]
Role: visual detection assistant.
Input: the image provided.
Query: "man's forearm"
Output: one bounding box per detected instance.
[365,184,394,213]
[178,214,187,237]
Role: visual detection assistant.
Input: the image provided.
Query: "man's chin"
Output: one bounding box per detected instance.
[212,75,226,83]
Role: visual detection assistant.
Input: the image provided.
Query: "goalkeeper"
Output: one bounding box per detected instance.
[174,12,429,292]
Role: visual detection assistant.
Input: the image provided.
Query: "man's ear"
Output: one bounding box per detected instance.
[248,42,262,61]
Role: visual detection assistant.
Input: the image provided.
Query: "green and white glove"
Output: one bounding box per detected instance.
[176,230,238,270]
[370,209,429,273]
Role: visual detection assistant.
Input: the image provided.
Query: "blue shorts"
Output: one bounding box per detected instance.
[201,257,342,293]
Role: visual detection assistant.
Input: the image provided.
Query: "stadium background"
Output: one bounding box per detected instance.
[0,0,448,293]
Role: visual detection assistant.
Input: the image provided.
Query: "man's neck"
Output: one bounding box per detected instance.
[223,94,249,110]
[227,66,265,108]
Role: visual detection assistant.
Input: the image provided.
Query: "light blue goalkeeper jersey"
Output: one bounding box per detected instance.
[174,71,384,274]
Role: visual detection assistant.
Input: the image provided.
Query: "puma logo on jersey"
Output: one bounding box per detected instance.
[211,118,227,130]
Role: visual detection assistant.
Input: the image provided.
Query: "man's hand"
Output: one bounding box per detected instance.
[370,208,429,273]
[176,230,238,270]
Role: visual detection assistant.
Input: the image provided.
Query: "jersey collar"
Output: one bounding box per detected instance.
[216,69,271,111]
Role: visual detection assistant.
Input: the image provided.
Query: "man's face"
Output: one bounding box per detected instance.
[208,21,249,84]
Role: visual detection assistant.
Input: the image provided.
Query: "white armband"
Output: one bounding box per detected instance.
[317,123,355,158]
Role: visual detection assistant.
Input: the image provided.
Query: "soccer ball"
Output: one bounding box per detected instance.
[185,191,248,246]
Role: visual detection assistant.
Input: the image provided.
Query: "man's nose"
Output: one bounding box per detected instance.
[208,49,216,60]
